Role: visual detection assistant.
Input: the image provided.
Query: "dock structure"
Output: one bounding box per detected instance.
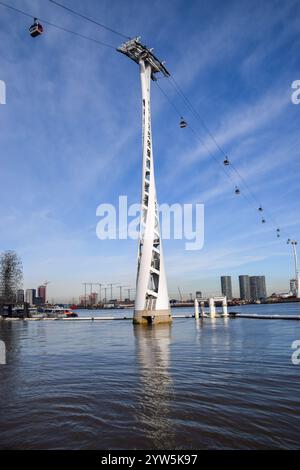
[1,312,300,322]
[0,314,194,322]
[229,313,300,320]
[194,296,229,318]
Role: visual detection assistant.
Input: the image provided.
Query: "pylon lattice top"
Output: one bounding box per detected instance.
[117,37,170,80]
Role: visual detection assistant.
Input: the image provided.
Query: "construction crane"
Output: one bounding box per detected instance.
[82,283,88,308]
[177,286,183,302]
[108,283,119,301]
[126,288,135,302]
[103,286,108,303]
[117,285,129,302]
[95,283,103,303]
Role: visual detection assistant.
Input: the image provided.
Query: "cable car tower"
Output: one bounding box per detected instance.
[287,239,300,298]
[118,38,172,324]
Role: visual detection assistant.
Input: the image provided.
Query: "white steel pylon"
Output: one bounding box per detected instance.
[118,38,172,324]
[287,239,300,298]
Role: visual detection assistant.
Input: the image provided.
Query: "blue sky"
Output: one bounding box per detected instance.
[0,0,299,301]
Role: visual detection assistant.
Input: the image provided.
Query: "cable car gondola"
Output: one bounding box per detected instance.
[258,206,263,212]
[179,117,187,128]
[223,157,230,166]
[29,18,44,38]
[235,186,240,195]
[261,218,266,224]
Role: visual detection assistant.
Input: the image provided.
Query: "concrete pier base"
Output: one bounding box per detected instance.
[133,309,172,325]
[194,298,199,320]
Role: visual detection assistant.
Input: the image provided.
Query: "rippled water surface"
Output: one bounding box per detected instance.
[1,303,300,449]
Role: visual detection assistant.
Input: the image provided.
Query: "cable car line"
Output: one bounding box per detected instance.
[155,82,188,129]
[168,75,263,204]
[167,75,295,242]
[156,82,289,237]
[156,81,254,207]
[168,76,260,199]
[165,75,291,238]
[48,0,131,40]
[168,74,291,243]
[169,75,227,157]
[156,82,229,171]
[156,82,257,212]
[0,1,116,49]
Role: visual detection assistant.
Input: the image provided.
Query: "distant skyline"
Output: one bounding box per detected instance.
[0,0,300,301]
[20,272,286,303]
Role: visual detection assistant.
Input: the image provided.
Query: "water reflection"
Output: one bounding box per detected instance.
[134,324,175,449]
[195,318,202,332]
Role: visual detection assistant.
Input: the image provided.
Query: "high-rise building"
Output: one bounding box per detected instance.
[25,289,36,306]
[35,297,42,306]
[89,292,98,305]
[220,276,233,300]
[239,275,251,300]
[250,276,267,301]
[38,285,46,304]
[79,295,87,306]
[16,289,24,304]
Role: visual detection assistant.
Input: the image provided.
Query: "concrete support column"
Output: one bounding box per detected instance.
[200,301,205,317]
[133,60,171,325]
[194,298,199,320]
[222,297,228,317]
[209,298,216,318]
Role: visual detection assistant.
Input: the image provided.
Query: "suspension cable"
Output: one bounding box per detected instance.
[48,0,131,40]
[0,1,116,49]
[168,76,262,202]
[155,81,290,233]
[166,74,292,237]
[156,82,256,208]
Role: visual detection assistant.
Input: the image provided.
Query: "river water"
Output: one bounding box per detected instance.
[0,302,300,449]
